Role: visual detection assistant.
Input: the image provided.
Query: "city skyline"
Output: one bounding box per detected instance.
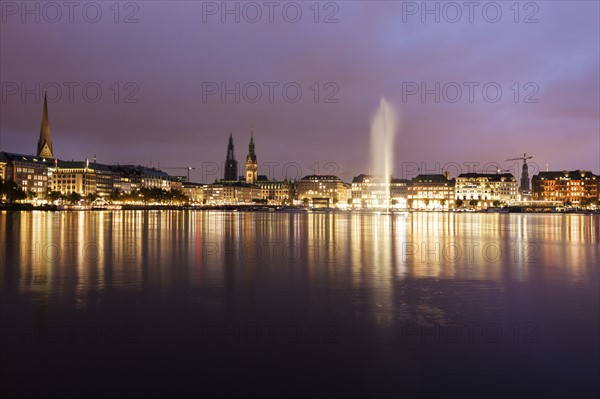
[2,93,598,210]
[2,90,598,185]
[2,3,599,398]
[1,2,598,181]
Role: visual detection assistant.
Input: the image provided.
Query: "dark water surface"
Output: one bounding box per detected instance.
[1,211,598,398]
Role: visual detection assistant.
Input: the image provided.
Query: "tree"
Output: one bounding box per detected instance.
[47,191,62,202]
[68,191,82,204]
[469,199,478,207]
[302,198,309,206]
[455,199,464,208]
[86,193,98,204]
[580,198,592,208]
[493,200,501,207]
[3,181,27,203]
[110,189,121,202]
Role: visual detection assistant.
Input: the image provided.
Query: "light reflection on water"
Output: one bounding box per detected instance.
[1,210,598,398]
[1,211,598,309]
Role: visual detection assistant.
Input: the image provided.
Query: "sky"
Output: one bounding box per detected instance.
[1,0,599,183]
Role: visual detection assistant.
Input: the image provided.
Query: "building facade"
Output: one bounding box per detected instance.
[52,160,104,196]
[350,175,409,209]
[0,152,50,199]
[182,182,206,204]
[204,182,261,205]
[532,170,599,205]
[256,178,293,205]
[407,174,455,210]
[455,173,518,207]
[296,175,348,207]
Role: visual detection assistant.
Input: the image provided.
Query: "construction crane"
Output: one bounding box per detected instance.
[506,153,533,164]
[162,166,196,182]
[505,153,533,193]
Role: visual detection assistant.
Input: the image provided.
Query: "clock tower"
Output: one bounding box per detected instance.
[245,128,258,184]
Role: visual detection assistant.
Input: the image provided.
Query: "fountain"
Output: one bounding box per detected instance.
[370,98,397,210]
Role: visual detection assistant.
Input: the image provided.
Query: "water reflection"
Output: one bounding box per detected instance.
[1,211,597,313]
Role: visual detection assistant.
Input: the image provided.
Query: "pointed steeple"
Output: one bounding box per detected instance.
[37,92,53,158]
[226,133,235,161]
[224,133,238,181]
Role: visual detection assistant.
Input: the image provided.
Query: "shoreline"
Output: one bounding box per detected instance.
[1,204,598,214]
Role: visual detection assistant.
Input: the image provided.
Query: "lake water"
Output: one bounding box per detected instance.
[1,211,598,398]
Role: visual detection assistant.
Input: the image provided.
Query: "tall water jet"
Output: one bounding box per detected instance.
[370,98,397,210]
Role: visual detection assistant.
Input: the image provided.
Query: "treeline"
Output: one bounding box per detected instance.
[0,179,190,205]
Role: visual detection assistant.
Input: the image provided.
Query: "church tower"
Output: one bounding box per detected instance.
[37,92,53,158]
[520,162,530,193]
[224,133,238,181]
[245,128,258,184]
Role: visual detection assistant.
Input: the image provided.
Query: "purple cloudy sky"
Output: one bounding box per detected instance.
[1,1,598,183]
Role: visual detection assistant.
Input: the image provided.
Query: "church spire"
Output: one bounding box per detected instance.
[227,133,235,161]
[224,133,238,181]
[37,92,53,158]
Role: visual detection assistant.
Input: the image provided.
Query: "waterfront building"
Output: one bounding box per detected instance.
[182,182,206,204]
[407,174,455,210]
[52,159,116,197]
[111,165,173,191]
[390,179,410,208]
[532,170,599,205]
[296,175,348,207]
[455,173,518,207]
[256,176,293,205]
[350,174,410,209]
[0,152,49,199]
[203,181,261,205]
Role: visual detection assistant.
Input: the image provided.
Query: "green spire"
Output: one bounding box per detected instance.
[37,92,53,158]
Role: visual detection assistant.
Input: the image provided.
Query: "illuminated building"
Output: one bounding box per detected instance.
[407,174,455,210]
[245,130,258,184]
[532,170,599,205]
[350,175,409,209]
[0,152,49,199]
[256,177,293,205]
[182,182,206,203]
[296,175,348,208]
[455,173,518,207]
[111,165,173,191]
[0,156,7,181]
[204,181,261,205]
[52,159,113,196]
